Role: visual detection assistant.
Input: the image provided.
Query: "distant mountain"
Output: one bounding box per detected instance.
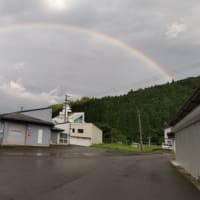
[53,76,200,144]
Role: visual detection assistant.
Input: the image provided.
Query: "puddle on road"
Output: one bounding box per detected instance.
[0,151,51,157]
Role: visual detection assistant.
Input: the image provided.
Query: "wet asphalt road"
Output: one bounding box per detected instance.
[0,146,199,200]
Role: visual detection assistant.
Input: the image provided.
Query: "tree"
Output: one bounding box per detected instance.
[53,76,200,144]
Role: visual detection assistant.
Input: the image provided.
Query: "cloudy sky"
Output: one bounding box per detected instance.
[0,0,200,112]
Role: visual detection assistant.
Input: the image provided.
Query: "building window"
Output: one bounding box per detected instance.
[59,133,68,144]
[72,128,75,133]
[0,121,3,133]
[78,129,84,134]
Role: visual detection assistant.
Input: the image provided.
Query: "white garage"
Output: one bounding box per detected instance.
[69,123,103,147]
[52,106,103,147]
[70,136,91,146]
[6,122,26,145]
[171,88,200,180]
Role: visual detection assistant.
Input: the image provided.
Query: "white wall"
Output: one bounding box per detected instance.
[173,105,200,179]
[91,124,103,144]
[54,122,102,146]
[175,121,200,179]
[55,123,69,133]
[70,123,93,138]
[173,105,200,132]
[70,123,102,145]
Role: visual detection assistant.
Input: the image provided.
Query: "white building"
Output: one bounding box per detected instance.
[70,123,102,146]
[171,88,200,180]
[53,105,85,124]
[52,106,103,146]
[162,127,175,151]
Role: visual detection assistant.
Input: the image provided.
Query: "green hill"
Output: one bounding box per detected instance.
[53,76,200,144]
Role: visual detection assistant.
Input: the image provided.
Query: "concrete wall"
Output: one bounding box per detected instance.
[21,108,52,122]
[173,105,200,132]
[53,123,70,145]
[2,122,13,145]
[55,123,69,133]
[54,122,102,145]
[91,125,103,144]
[2,121,51,146]
[175,121,200,179]
[51,131,58,144]
[25,124,51,146]
[70,123,102,144]
[70,123,93,139]
[0,120,4,144]
[173,105,200,179]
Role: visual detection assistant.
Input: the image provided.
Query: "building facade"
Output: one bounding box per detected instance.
[171,88,200,180]
[51,123,70,145]
[70,123,102,146]
[0,107,54,147]
[162,127,175,151]
[52,106,103,146]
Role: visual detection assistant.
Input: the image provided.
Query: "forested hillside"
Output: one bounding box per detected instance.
[53,76,200,144]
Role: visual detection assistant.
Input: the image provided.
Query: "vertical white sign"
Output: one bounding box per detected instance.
[38,129,43,144]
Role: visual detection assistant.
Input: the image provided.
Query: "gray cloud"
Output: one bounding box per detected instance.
[0,0,199,112]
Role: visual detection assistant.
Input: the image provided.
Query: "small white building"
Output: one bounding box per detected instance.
[171,88,200,180]
[162,127,175,151]
[70,123,102,146]
[52,106,103,146]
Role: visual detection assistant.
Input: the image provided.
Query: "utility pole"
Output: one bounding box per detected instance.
[148,136,151,147]
[64,95,67,123]
[64,95,70,123]
[137,108,143,152]
[63,95,71,145]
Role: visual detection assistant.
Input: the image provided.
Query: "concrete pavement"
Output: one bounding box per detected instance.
[0,146,199,200]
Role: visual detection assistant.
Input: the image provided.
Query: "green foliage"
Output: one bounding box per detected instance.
[52,76,200,144]
[51,104,63,118]
[110,128,127,142]
[71,76,200,144]
[70,97,92,106]
[94,123,127,143]
[92,143,162,153]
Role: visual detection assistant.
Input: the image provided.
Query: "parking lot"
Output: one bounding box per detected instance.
[0,146,199,200]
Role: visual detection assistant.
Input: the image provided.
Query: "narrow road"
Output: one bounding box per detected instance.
[0,146,199,200]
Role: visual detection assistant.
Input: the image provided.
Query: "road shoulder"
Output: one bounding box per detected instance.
[170,160,200,192]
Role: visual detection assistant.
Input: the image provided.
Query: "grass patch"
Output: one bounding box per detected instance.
[92,143,162,153]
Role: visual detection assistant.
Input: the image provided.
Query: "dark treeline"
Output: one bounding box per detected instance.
[53,76,200,144]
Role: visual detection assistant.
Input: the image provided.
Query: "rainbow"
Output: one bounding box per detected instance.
[0,22,173,81]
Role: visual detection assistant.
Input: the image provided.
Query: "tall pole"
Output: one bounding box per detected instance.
[68,122,71,145]
[64,94,71,123]
[64,95,67,123]
[137,108,143,152]
[64,95,71,144]
[148,136,151,147]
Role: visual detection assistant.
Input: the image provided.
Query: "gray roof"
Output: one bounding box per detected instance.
[0,113,54,126]
[170,88,200,126]
[18,106,51,113]
[51,127,64,132]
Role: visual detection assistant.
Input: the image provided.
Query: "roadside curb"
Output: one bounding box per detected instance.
[170,160,200,192]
